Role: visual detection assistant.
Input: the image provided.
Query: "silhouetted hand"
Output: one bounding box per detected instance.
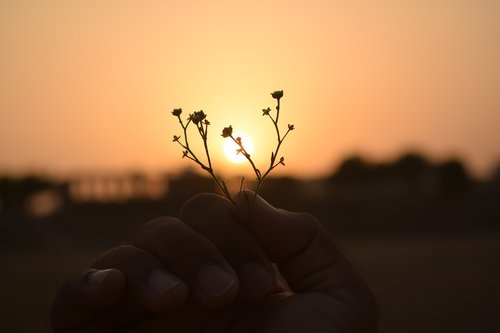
[51,191,378,332]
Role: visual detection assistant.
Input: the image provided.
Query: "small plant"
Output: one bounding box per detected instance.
[172,90,294,206]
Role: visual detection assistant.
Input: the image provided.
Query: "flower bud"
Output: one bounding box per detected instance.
[190,110,207,124]
[221,126,233,138]
[271,90,284,100]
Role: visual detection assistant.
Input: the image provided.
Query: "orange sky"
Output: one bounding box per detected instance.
[1,0,500,179]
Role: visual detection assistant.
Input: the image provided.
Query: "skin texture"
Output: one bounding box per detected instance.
[51,191,379,332]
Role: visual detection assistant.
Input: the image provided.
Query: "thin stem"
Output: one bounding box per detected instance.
[230,135,261,180]
[178,117,202,164]
[264,100,287,177]
[208,171,236,205]
[251,98,288,204]
[178,115,236,205]
[173,92,291,209]
[268,113,281,143]
[275,99,281,125]
[201,123,213,170]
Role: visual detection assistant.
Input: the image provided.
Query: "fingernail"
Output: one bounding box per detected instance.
[198,263,235,300]
[149,270,181,295]
[90,269,113,286]
[239,262,273,299]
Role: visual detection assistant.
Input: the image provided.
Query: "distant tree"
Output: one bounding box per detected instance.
[436,159,471,194]
[167,169,215,204]
[260,176,301,209]
[492,164,500,185]
[392,153,430,182]
[331,156,371,183]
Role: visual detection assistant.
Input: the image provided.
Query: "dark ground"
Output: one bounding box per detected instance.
[2,231,498,332]
[1,155,499,332]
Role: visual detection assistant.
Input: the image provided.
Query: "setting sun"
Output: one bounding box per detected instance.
[223,133,254,164]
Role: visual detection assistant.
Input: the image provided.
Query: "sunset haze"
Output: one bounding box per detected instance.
[1,0,499,179]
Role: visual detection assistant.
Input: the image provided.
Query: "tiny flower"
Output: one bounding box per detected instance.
[271,90,284,100]
[221,125,233,138]
[172,108,182,116]
[171,90,293,203]
[190,110,207,124]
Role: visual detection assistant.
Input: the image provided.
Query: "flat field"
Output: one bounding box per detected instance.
[1,233,498,332]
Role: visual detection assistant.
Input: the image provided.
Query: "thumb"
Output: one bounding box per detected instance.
[238,190,364,293]
[238,191,379,332]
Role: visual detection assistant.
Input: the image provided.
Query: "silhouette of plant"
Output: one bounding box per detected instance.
[172,90,294,205]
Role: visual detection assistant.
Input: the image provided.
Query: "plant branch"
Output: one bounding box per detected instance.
[171,90,292,208]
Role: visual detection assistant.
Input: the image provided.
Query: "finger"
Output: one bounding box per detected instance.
[238,190,362,292]
[92,245,189,314]
[133,217,239,308]
[238,190,379,329]
[51,268,125,332]
[180,193,276,300]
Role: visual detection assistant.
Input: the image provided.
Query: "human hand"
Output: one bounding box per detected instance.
[51,191,378,332]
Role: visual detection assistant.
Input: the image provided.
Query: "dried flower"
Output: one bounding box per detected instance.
[190,110,207,124]
[172,90,293,206]
[221,126,233,138]
[271,90,284,100]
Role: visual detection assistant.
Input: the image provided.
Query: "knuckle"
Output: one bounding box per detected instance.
[180,193,230,218]
[135,216,182,241]
[296,211,319,225]
[133,216,199,253]
[92,244,139,268]
[183,192,219,207]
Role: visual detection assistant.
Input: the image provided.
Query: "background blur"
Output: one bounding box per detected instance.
[1,1,499,332]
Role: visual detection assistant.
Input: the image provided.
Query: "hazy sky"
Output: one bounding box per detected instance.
[1,0,499,179]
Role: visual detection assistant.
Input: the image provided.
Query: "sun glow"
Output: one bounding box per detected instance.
[223,133,255,164]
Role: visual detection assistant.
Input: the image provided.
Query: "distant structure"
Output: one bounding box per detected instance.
[68,173,168,203]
